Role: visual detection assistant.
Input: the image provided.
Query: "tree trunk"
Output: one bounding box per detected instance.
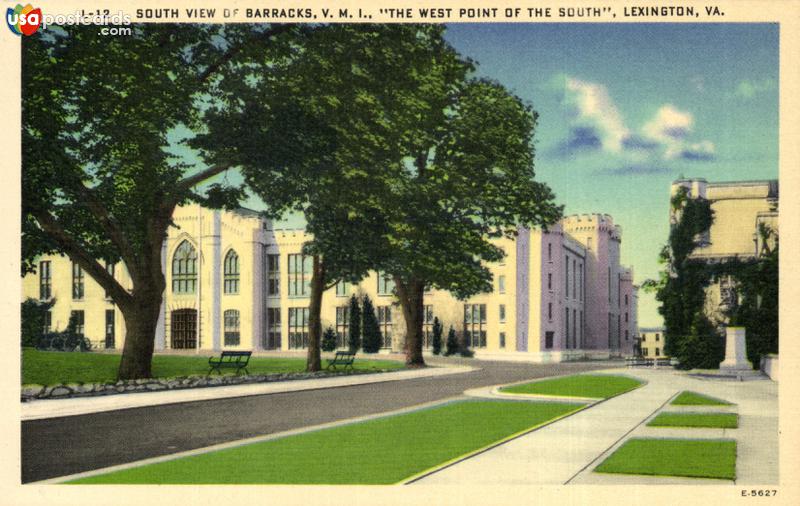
[306,255,325,372]
[395,275,426,367]
[117,293,162,380]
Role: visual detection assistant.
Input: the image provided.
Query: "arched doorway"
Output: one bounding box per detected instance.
[171,308,197,349]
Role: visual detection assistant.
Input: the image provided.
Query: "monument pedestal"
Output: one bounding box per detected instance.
[719,327,754,373]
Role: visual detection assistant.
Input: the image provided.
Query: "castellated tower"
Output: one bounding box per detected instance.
[561,214,624,355]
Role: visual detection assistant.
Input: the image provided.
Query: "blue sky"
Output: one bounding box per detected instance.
[442,23,779,326]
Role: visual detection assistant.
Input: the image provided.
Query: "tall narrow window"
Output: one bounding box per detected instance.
[39,260,51,300]
[499,304,506,323]
[377,306,393,348]
[336,306,349,348]
[572,259,576,299]
[105,309,115,349]
[267,254,280,296]
[548,242,552,261]
[104,261,115,299]
[548,302,552,321]
[545,331,554,349]
[499,332,506,348]
[224,250,240,294]
[548,272,552,290]
[70,310,85,336]
[288,254,312,297]
[573,308,577,348]
[224,309,240,346]
[565,308,570,349]
[43,310,52,334]
[565,255,569,298]
[172,240,197,294]
[288,307,310,348]
[335,280,350,297]
[266,307,281,349]
[463,304,487,348]
[72,262,84,300]
[579,263,583,301]
[377,272,395,296]
[498,275,506,294]
[625,294,629,306]
[423,305,434,348]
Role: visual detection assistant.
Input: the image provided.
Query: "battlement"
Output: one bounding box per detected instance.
[562,213,618,233]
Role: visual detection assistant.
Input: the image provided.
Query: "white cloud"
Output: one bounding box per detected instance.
[641,105,715,161]
[558,75,629,153]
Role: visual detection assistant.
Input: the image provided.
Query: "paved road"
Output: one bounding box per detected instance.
[22,358,614,483]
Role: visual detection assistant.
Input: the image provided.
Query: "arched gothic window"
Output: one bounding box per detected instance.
[172,240,197,294]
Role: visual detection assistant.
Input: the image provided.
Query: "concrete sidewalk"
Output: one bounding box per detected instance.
[414,367,777,485]
[21,364,476,421]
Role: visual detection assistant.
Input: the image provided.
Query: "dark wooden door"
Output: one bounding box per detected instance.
[171,309,197,349]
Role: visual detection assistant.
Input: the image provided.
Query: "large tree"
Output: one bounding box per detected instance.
[195,25,458,370]
[21,24,301,379]
[377,78,563,366]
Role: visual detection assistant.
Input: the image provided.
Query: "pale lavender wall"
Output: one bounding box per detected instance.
[515,227,530,352]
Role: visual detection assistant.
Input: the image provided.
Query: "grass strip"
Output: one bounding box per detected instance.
[670,391,733,406]
[68,400,585,484]
[500,374,642,399]
[594,438,736,480]
[647,412,738,429]
[22,348,404,386]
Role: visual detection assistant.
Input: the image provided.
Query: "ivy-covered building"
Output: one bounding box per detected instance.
[22,205,638,362]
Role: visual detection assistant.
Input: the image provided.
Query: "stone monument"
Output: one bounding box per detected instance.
[719,326,754,374]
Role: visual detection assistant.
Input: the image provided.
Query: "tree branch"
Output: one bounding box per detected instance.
[31,209,134,308]
[174,164,232,195]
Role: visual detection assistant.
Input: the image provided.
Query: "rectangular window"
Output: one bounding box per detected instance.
[43,310,52,334]
[267,254,280,297]
[288,307,310,349]
[548,242,552,261]
[545,331,554,349]
[548,302,552,321]
[224,310,241,346]
[587,237,593,250]
[288,254,312,297]
[423,305,434,348]
[498,275,506,294]
[565,255,569,298]
[625,294,629,306]
[655,333,660,341]
[70,310,85,336]
[336,306,350,348]
[572,259,576,299]
[335,280,350,297]
[105,261,115,299]
[655,347,660,357]
[463,304,487,348]
[266,307,281,349]
[39,260,51,300]
[498,248,505,266]
[377,306,393,348]
[548,272,552,290]
[499,332,506,348]
[105,309,115,349]
[565,308,570,349]
[573,309,577,348]
[72,262,84,300]
[579,263,583,301]
[499,304,506,323]
[643,348,649,357]
[625,329,629,341]
[625,312,629,323]
[579,310,583,347]
[377,272,395,296]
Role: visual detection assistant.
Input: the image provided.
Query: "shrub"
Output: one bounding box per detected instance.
[444,326,459,356]
[321,326,337,352]
[431,317,443,355]
[347,294,362,352]
[459,330,474,358]
[361,295,382,353]
[21,298,54,348]
[676,311,724,369]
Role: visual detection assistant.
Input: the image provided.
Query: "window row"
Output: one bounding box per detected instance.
[172,241,241,295]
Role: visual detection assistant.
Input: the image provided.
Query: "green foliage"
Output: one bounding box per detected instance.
[444,326,459,356]
[431,317,443,355]
[671,391,732,406]
[675,312,724,370]
[321,326,337,352]
[21,298,54,348]
[501,374,643,399]
[459,332,475,358]
[361,295,382,353]
[347,294,362,352]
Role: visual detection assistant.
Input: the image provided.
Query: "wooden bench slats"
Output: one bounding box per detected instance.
[327,351,356,372]
[208,351,252,376]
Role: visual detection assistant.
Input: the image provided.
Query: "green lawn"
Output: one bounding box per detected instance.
[671,391,733,406]
[21,348,404,386]
[648,412,739,429]
[594,438,736,480]
[68,400,585,484]
[500,374,643,399]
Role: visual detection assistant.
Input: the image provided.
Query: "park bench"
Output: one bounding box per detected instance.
[208,350,252,376]
[625,356,648,367]
[327,351,356,372]
[655,357,673,368]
